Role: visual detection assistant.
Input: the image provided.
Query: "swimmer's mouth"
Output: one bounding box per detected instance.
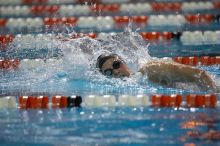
[114,74,126,79]
[105,74,126,79]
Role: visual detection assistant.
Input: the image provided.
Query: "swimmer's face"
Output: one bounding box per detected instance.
[100,57,131,78]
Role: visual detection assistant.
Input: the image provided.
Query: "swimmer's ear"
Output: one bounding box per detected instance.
[96,54,114,69]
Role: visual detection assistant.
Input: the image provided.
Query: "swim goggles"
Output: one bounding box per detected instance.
[103,60,124,76]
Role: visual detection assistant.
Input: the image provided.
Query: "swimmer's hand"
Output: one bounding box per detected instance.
[139,61,217,92]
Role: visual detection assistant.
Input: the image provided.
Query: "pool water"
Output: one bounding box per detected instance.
[0,33,219,145]
[0,32,219,96]
[1,1,220,146]
[0,107,220,146]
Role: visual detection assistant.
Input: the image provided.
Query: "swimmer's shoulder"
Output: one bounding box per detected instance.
[139,60,176,69]
[139,59,197,74]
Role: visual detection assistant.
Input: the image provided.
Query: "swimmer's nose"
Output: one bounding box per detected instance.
[117,64,131,77]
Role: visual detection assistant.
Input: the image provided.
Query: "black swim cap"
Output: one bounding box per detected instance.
[96,54,119,69]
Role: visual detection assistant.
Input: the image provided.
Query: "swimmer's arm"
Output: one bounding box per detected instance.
[139,61,216,91]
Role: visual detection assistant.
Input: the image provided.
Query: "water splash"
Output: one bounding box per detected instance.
[1,28,219,95]
[0,28,153,95]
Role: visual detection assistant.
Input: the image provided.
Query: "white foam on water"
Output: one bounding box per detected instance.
[1,27,220,95]
[0,28,152,95]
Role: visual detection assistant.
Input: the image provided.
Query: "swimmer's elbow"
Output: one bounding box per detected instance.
[139,64,149,74]
[200,71,217,91]
[139,68,145,74]
[217,86,220,93]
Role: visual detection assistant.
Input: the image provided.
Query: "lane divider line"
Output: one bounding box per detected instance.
[0,94,218,109]
[1,55,219,72]
[0,14,218,31]
[1,30,220,50]
[173,56,220,66]
[0,1,218,16]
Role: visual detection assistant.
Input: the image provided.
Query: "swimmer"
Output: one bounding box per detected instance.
[96,53,217,92]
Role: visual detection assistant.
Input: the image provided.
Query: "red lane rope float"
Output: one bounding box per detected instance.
[113,16,129,24]
[201,56,217,65]
[61,17,78,26]
[0,35,14,44]
[152,94,182,107]
[173,57,199,66]
[43,17,78,26]
[43,17,61,26]
[31,5,60,15]
[186,94,217,108]
[214,2,220,9]
[0,19,7,27]
[140,32,175,41]
[152,94,217,108]
[131,16,148,24]
[151,2,182,12]
[173,56,220,66]
[161,32,172,41]
[0,34,14,50]
[90,4,120,13]
[140,32,161,41]
[19,96,49,109]
[185,14,214,25]
[113,16,148,24]
[216,56,220,64]
[0,59,20,70]
[52,96,68,108]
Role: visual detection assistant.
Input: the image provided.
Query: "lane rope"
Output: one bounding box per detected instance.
[0,94,218,109]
